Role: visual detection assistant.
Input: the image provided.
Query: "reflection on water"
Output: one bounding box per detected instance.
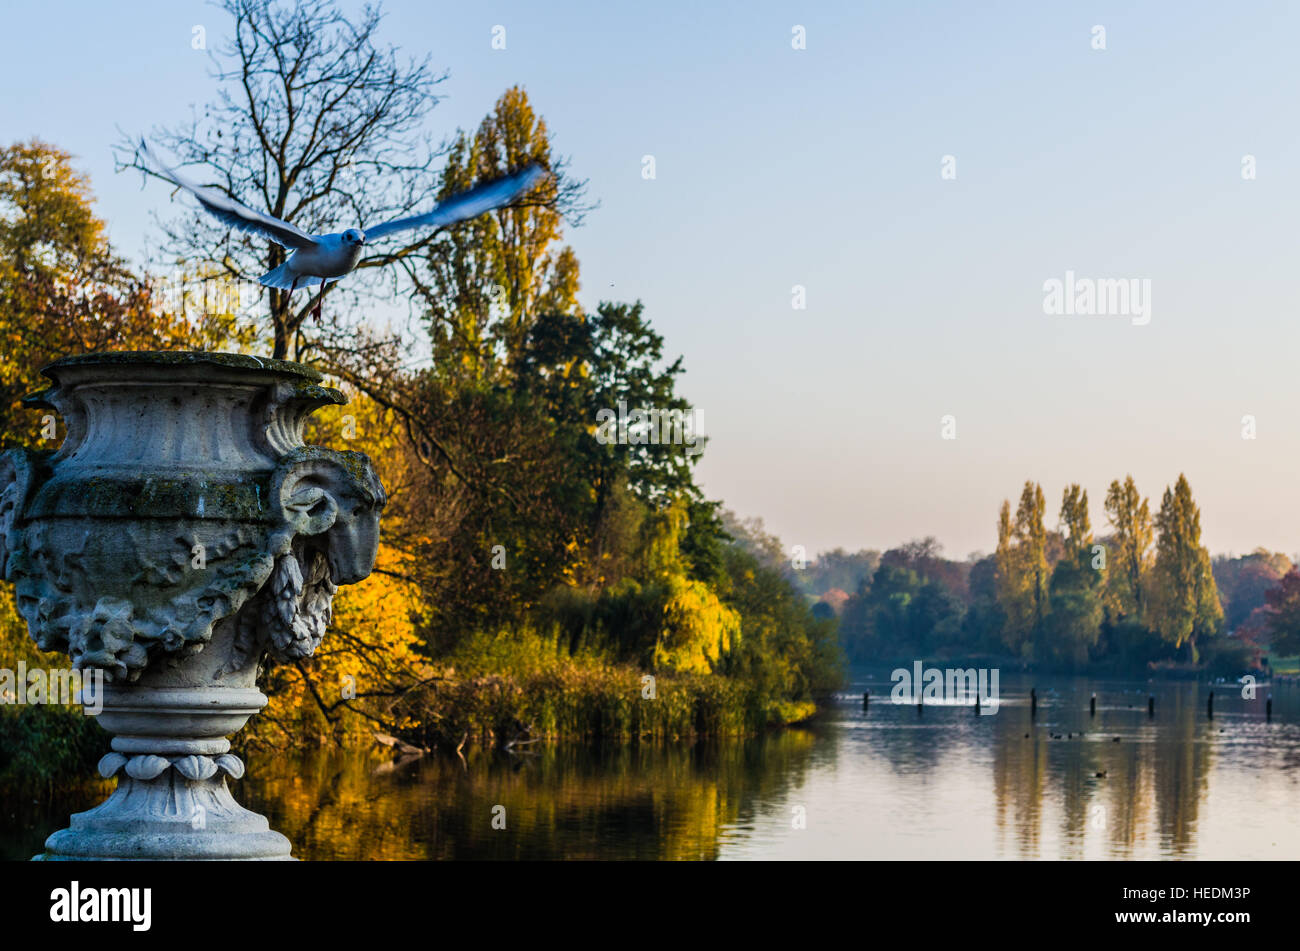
[6,673,1300,859]
[244,732,822,861]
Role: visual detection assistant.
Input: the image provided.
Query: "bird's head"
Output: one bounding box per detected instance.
[343,229,366,246]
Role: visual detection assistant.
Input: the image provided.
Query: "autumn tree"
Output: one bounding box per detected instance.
[642,501,740,674]
[994,500,1017,651]
[995,482,1049,657]
[413,86,588,377]
[1044,484,1102,668]
[1103,475,1154,620]
[1148,474,1222,661]
[0,140,247,445]
[1059,484,1092,555]
[371,298,708,651]
[1212,549,1292,631]
[1016,483,1050,634]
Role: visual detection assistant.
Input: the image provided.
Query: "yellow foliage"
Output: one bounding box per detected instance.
[654,576,740,675]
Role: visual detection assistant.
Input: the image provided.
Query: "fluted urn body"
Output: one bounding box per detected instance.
[0,352,385,860]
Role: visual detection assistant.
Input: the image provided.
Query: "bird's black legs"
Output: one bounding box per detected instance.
[310,284,324,325]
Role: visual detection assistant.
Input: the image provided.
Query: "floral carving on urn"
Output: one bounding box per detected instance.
[1,351,386,860]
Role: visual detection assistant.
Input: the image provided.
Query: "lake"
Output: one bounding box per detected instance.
[6,671,1299,860]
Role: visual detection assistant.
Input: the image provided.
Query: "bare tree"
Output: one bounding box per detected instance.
[118,0,453,361]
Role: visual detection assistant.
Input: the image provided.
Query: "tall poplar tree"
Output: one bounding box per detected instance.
[1059,484,1092,554]
[1045,484,1103,668]
[1149,474,1223,661]
[420,86,587,378]
[1103,475,1153,621]
[995,482,1049,657]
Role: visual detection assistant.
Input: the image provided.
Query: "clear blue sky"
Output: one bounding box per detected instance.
[3,0,1298,560]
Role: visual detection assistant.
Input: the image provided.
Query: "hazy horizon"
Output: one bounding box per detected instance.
[3,1,1297,559]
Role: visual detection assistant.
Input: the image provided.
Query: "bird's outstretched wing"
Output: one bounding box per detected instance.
[138,139,318,250]
[364,164,548,242]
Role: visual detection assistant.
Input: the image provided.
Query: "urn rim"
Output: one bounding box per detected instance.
[38,349,326,382]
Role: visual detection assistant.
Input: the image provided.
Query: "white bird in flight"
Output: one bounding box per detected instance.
[139,139,547,293]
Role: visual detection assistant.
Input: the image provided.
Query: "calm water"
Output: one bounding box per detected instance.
[7,671,1300,860]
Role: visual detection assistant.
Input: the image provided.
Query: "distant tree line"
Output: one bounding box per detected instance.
[827,475,1297,674]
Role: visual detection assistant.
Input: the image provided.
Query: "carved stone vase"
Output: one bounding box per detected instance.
[0,352,386,860]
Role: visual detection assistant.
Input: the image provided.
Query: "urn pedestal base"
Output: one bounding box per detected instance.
[37,685,292,861]
[40,775,293,861]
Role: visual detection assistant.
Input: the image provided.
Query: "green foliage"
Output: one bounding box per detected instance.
[837,550,972,659]
[401,627,768,745]
[995,483,1050,657]
[425,86,582,373]
[1095,616,1168,669]
[1042,565,1103,669]
[405,299,708,654]
[1103,475,1154,621]
[1040,485,1104,669]
[1148,474,1223,658]
[717,542,843,722]
[1198,635,1258,675]
[0,703,108,796]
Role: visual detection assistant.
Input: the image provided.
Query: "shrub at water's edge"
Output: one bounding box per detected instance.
[237,531,843,752]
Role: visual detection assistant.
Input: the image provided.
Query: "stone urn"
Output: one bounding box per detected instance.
[0,352,386,860]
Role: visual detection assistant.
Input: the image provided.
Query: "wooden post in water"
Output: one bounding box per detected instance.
[1207,690,1214,719]
[1148,694,1155,717]
[975,691,981,714]
[1090,692,1097,717]
[1267,694,1272,721]
[863,690,869,710]
[1030,687,1037,717]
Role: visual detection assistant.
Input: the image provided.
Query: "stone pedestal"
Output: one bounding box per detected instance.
[0,352,386,860]
[44,685,290,860]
